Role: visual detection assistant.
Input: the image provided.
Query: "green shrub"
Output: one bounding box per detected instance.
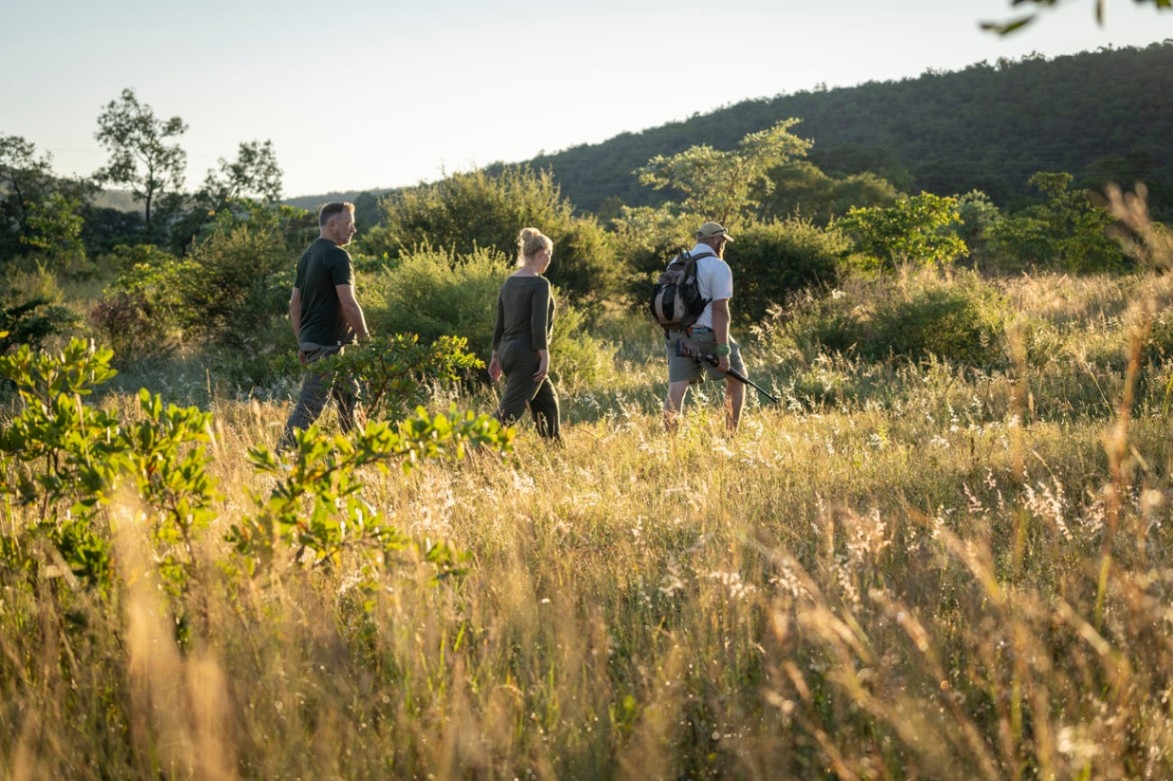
[730,218,848,324]
[870,282,1006,366]
[777,269,1009,368]
[360,167,621,310]
[542,217,622,313]
[0,264,80,352]
[0,339,217,599]
[91,246,195,358]
[983,172,1129,274]
[839,192,967,271]
[548,304,619,393]
[324,333,485,422]
[954,190,1003,268]
[179,220,293,350]
[366,246,507,361]
[758,161,901,225]
[366,246,617,392]
[95,243,179,276]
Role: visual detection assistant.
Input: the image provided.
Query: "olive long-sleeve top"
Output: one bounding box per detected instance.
[492,274,555,351]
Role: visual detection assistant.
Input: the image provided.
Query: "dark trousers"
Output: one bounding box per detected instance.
[495,339,560,439]
[278,345,360,450]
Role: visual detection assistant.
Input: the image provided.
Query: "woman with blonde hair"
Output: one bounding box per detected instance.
[488,227,560,439]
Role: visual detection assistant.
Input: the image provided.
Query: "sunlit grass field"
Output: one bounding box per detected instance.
[5,251,1173,778]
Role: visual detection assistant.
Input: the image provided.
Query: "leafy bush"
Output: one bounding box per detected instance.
[871,283,1006,366]
[757,161,901,225]
[839,192,967,271]
[324,333,485,422]
[233,405,512,580]
[547,304,619,393]
[0,336,513,614]
[90,245,194,358]
[21,191,85,257]
[542,217,622,312]
[361,166,621,309]
[179,219,293,350]
[366,246,617,392]
[0,265,80,352]
[366,246,506,360]
[953,190,1003,267]
[775,269,1009,368]
[0,339,216,598]
[730,218,849,324]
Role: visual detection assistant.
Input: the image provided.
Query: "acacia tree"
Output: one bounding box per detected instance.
[198,140,283,212]
[635,118,812,226]
[94,88,188,233]
[0,135,56,257]
[0,135,94,260]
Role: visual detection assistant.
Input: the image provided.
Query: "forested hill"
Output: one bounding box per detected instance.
[520,41,1173,217]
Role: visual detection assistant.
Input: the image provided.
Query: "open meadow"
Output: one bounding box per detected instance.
[5,254,1173,779]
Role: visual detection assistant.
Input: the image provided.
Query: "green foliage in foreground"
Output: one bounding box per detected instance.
[0,339,215,596]
[231,406,511,585]
[0,337,511,615]
[325,332,486,421]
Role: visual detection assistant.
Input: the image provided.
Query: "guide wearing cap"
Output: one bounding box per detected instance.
[662,221,747,433]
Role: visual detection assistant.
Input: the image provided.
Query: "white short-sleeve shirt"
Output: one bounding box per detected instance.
[689,242,732,330]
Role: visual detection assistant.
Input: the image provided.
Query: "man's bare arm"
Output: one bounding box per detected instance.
[711,298,732,371]
[288,287,302,341]
[336,284,369,342]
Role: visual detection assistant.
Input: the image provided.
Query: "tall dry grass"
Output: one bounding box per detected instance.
[3,202,1173,778]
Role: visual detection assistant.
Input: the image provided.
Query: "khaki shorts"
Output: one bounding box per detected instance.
[666,326,745,383]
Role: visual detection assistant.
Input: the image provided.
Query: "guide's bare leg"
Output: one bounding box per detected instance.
[664,380,690,432]
[724,377,744,433]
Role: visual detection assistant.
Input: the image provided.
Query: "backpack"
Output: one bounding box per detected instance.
[648,250,715,331]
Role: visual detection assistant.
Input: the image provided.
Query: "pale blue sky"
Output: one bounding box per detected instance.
[2,0,1170,197]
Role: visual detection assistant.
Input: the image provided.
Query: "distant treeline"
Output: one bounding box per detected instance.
[494,41,1173,218]
[289,43,1172,222]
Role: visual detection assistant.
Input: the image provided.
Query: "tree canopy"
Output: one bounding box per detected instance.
[635,119,811,226]
[94,88,188,232]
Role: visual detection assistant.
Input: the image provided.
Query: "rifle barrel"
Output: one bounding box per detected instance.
[700,354,778,403]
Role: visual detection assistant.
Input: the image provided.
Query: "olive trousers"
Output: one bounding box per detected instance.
[495,338,560,439]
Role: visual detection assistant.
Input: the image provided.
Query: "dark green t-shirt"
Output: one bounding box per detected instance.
[492,274,555,351]
[294,237,355,346]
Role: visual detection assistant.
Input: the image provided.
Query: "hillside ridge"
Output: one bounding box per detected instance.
[288,41,1173,218]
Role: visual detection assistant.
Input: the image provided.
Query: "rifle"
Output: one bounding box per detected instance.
[676,339,779,403]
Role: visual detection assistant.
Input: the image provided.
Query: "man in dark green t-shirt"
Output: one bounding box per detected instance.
[278,201,370,450]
